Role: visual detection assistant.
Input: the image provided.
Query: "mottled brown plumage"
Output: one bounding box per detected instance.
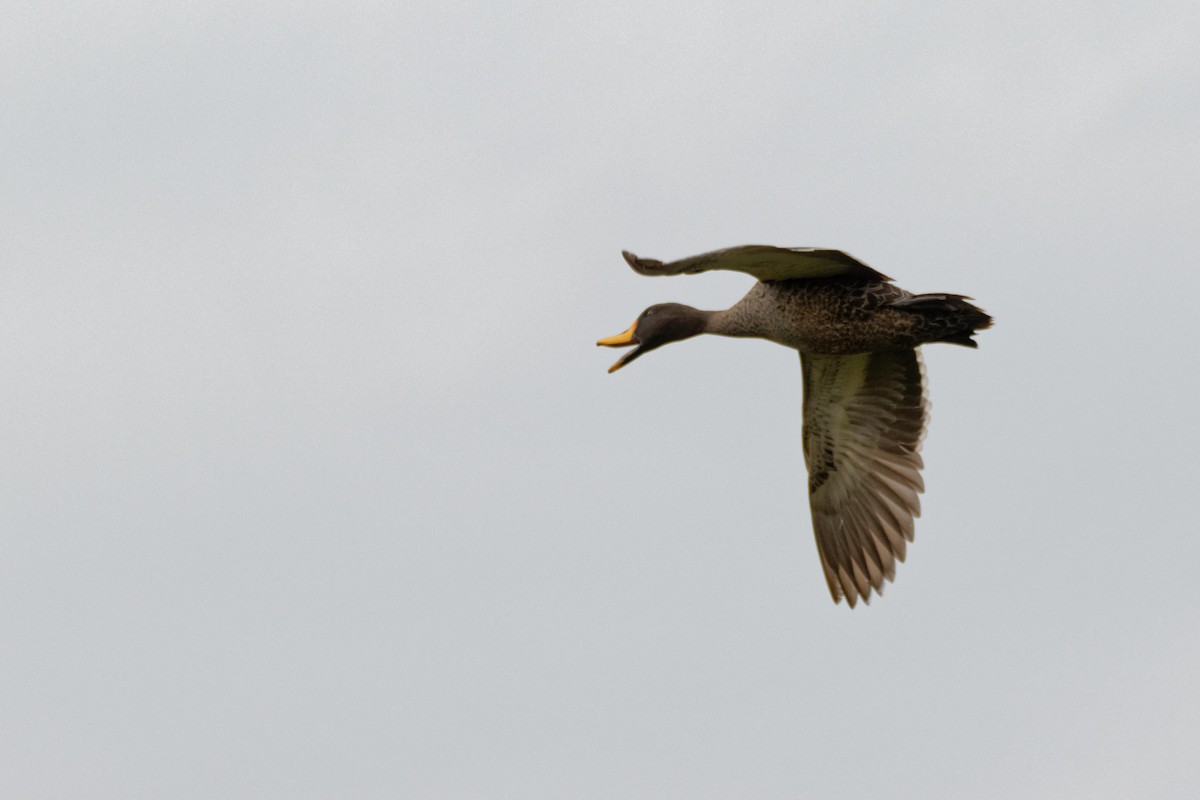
[598,245,991,607]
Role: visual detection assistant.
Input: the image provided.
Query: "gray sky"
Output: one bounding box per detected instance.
[3,1,1199,797]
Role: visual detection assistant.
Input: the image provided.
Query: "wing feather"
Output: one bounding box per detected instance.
[800,349,928,606]
[622,245,890,283]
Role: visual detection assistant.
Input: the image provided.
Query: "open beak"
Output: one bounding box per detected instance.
[596,321,643,373]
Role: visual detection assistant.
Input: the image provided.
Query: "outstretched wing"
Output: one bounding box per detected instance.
[800,349,928,607]
[622,245,890,283]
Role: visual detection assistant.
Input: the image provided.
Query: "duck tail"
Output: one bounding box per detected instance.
[895,293,993,349]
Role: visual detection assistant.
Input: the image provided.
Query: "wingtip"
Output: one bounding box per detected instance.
[621,250,662,275]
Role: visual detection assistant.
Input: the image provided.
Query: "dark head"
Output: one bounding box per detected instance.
[596,303,710,373]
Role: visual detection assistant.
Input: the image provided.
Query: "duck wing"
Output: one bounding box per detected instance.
[622,245,890,283]
[799,348,928,607]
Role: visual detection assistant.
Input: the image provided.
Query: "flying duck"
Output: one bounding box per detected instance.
[598,245,991,607]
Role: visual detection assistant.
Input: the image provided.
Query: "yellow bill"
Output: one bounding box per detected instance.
[596,320,641,373]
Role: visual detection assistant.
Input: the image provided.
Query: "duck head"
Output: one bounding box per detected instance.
[596,303,709,373]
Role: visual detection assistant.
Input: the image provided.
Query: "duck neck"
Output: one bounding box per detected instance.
[703,307,758,339]
[669,306,724,341]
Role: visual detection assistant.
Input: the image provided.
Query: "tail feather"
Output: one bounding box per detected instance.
[936,330,981,348]
[896,292,993,348]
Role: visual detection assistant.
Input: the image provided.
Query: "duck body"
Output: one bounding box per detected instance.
[598,245,991,608]
[712,278,990,354]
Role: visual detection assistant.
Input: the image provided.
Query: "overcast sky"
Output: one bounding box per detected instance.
[3,2,1199,797]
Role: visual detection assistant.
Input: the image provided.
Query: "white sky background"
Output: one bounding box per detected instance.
[2,1,1199,797]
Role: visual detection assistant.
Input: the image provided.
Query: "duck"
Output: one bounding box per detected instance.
[597,245,991,607]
